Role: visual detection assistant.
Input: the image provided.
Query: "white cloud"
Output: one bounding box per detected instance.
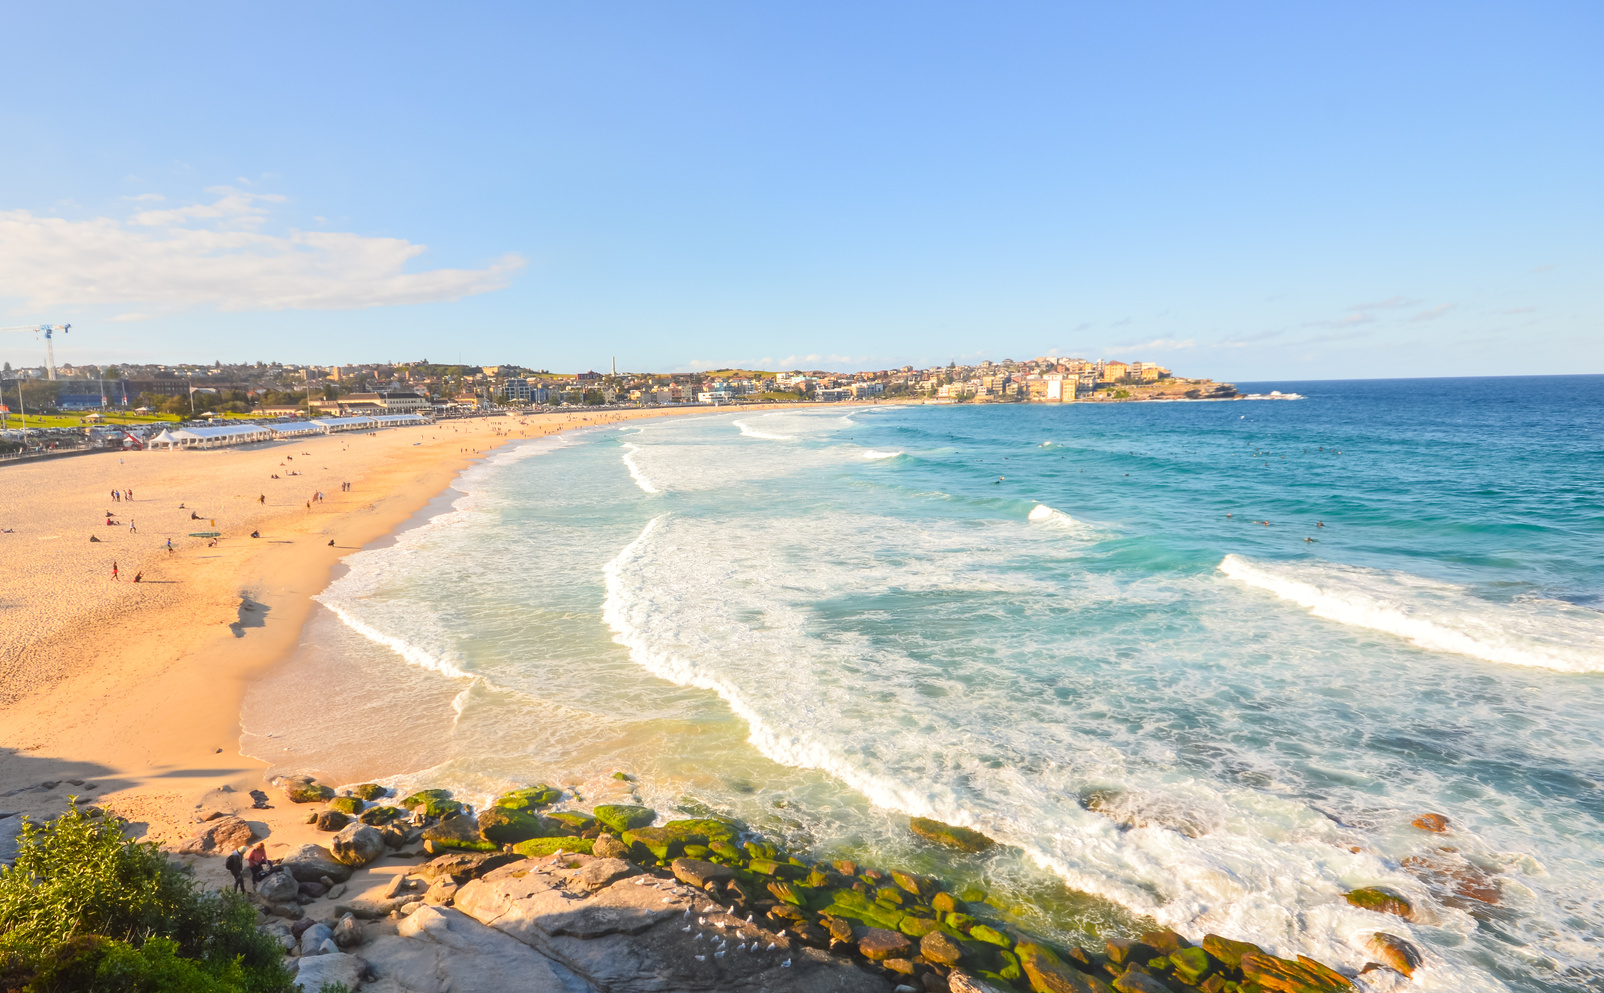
[1410,303,1455,321]
[1348,295,1412,311]
[0,190,523,313]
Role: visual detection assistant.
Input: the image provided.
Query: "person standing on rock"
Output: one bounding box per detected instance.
[224,847,246,892]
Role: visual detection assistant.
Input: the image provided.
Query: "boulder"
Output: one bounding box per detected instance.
[1345,887,1414,920]
[622,819,735,860]
[1112,971,1170,993]
[920,930,966,965]
[360,804,405,826]
[298,881,328,901]
[592,803,656,834]
[423,814,496,853]
[564,856,638,893]
[331,824,386,867]
[291,951,365,992]
[282,843,355,883]
[477,806,557,844]
[176,815,256,855]
[1411,812,1449,833]
[315,809,350,832]
[426,878,460,905]
[512,837,594,858]
[328,796,365,816]
[496,785,562,810]
[400,788,465,818]
[274,775,335,804]
[1364,933,1422,977]
[909,816,995,854]
[1139,929,1189,956]
[671,857,734,890]
[857,927,913,961]
[1169,946,1213,985]
[546,811,596,833]
[592,833,630,859]
[1240,952,1355,993]
[300,922,334,955]
[1018,941,1115,993]
[351,783,389,801]
[1201,934,1262,970]
[891,870,934,897]
[256,869,300,904]
[949,971,1015,993]
[932,891,965,914]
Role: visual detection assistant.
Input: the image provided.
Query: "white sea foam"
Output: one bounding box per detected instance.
[1220,554,1604,673]
[318,597,473,680]
[1027,503,1098,536]
[862,449,903,460]
[733,419,795,441]
[621,442,660,493]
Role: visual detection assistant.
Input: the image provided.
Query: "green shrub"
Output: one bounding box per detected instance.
[0,804,292,992]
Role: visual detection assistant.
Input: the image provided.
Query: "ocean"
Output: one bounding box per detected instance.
[242,375,1604,992]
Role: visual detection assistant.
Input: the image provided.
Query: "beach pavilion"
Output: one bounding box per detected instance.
[147,423,276,449]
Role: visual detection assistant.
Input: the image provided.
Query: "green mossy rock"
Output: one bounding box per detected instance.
[683,844,711,859]
[359,805,404,826]
[284,782,335,804]
[892,870,935,897]
[621,819,736,860]
[513,836,594,857]
[1018,941,1116,993]
[708,839,742,861]
[351,783,389,801]
[876,885,905,906]
[958,884,988,903]
[909,816,996,854]
[1345,887,1414,920]
[933,891,966,914]
[997,949,1023,982]
[400,788,451,809]
[970,924,1012,948]
[497,785,563,811]
[1170,946,1214,985]
[593,804,656,834]
[825,888,906,931]
[400,789,465,818]
[899,916,940,937]
[748,858,782,876]
[745,841,778,860]
[478,806,559,845]
[422,814,497,852]
[545,811,596,834]
[946,913,976,931]
[328,796,365,815]
[1201,934,1262,971]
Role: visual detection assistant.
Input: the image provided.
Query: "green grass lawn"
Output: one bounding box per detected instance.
[0,410,272,429]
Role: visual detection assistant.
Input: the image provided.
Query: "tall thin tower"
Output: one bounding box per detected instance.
[611,356,617,376]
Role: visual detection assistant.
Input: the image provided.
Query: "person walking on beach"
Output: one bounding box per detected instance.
[128,520,136,533]
[110,561,119,581]
[166,538,173,554]
[224,847,246,892]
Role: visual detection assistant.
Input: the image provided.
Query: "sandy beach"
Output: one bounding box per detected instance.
[0,407,720,870]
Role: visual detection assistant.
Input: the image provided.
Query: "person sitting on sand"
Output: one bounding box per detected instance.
[250,530,260,538]
[132,571,142,583]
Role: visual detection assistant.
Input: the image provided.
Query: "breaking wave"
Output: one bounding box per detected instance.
[1219,554,1604,673]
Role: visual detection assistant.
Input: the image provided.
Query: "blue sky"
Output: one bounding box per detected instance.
[0,2,1598,379]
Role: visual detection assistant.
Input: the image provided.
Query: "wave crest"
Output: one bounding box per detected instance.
[1219,554,1604,673]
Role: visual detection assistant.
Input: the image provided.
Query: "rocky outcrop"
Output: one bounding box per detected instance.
[908,816,995,853]
[1411,812,1449,833]
[256,868,300,905]
[592,803,656,834]
[363,905,586,993]
[454,852,891,993]
[291,950,366,992]
[176,814,256,854]
[423,814,497,853]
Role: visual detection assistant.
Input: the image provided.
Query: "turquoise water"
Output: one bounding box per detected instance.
[243,376,1604,992]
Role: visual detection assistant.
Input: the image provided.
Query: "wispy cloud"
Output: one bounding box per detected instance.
[1105,337,1195,353]
[1501,306,1536,314]
[1348,295,1413,311]
[1410,303,1455,321]
[0,190,523,313]
[1532,263,1556,273]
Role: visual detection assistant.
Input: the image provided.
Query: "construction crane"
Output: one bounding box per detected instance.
[0,323,71,380]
